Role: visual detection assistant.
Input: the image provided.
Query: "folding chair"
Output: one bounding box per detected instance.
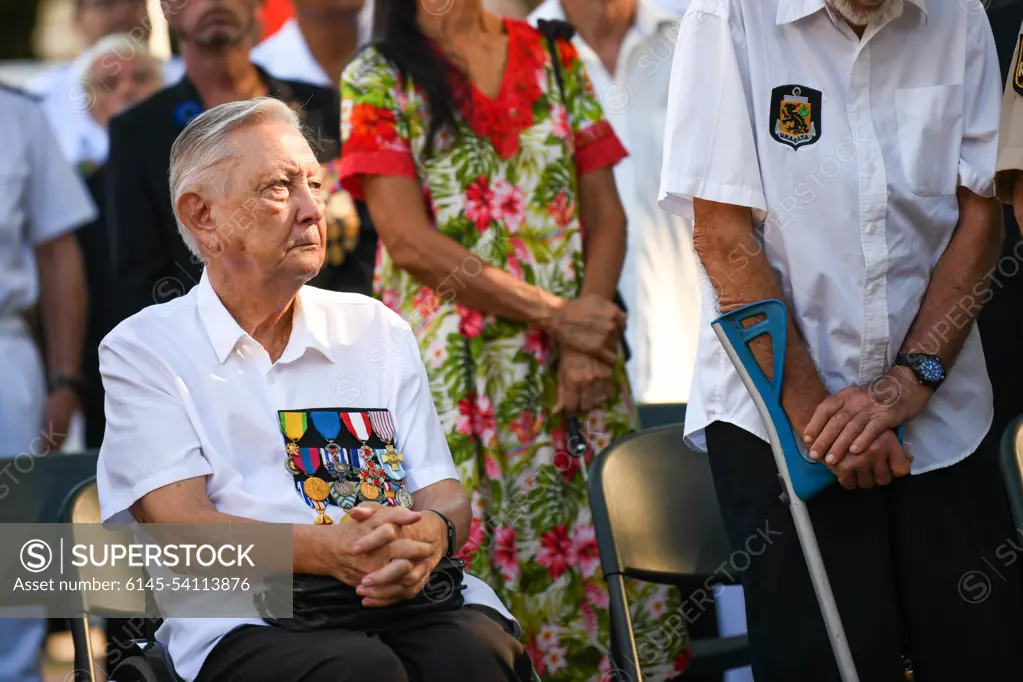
[587,424,750,681]
[59,477,182,682]
[999,415,1023,529]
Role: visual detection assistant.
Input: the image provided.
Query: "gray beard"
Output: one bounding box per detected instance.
[827,0,904,27]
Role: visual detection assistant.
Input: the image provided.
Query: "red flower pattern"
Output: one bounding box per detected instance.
[493,525,519,582]
[457,305,484,338]
[537,524,573,579]
[464,176,494,232]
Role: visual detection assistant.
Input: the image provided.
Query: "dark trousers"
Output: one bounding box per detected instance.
[705,421,1023,681]
[194,606,529,682]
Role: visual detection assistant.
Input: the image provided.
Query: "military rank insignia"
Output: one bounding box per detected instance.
[1014,35,1023,97]
[278,408,412,525]
[769,85,822,150]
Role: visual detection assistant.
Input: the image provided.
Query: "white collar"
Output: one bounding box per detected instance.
[776,0,927,26]
[196,270,334,364]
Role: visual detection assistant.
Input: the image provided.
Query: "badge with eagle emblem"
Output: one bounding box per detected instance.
[769,85,822,150]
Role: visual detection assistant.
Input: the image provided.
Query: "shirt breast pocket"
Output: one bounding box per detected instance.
[895,84,964,197]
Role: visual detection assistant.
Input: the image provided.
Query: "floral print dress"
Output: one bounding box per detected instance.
[340,18,689,681]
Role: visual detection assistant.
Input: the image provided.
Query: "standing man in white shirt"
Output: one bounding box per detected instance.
[528,0,702,405]
[251,0,370,87]
[0,87,93,682]
[660,0,1023,680]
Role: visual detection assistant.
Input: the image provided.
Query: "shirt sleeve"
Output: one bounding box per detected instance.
[959,11,1000,199]
[557,39,628,175]
[389,319,459,494]
[995,22,1023,202]
[96,331,213,524]
[658,0,766,221]
[339,49,418,200]
[24,103,97,245]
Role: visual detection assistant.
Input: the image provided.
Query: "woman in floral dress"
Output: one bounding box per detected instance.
[339,2,689,679]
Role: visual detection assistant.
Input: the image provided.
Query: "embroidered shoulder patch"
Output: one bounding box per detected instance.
[769,84,822,150]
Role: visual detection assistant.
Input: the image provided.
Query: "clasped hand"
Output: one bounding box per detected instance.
[801,372,929,490]
[327,505,445,607]
[549,295,625,414]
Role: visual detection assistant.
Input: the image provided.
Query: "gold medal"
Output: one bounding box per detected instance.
[359,481,379,500]
[303,477,329,502]
[286,442,300,456]
[314,511,334,525]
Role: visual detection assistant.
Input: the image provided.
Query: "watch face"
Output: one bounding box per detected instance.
[917,357,944,383]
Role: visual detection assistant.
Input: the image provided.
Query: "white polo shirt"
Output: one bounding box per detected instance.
[659,0,1001,473]
[96,271,514,682]
[529,0,702,403]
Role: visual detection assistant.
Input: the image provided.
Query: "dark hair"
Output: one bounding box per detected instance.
[370,0,462,155]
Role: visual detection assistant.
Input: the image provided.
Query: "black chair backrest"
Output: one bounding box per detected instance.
[587,425,734,584]
[0,452,99,522]
[999,416,1023,531]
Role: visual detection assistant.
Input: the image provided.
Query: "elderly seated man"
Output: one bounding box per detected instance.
[96,98,528,682]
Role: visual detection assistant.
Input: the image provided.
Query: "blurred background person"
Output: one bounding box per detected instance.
[105,0,375,330]
[28,0,183,171]
[341,1,690,678]
[69,33,164,451]
[529,0,700,406]
[0,85,92,682]
[251,0,369,87]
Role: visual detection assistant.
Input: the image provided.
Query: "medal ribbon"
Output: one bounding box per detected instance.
[310,411,342,442]
[280,412,309,442]
[297,447,323,475]
[367,411,396,444]
[340,412,372,442]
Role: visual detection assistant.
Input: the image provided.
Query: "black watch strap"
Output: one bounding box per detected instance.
[427,509,457,558]
[48,373,85,397]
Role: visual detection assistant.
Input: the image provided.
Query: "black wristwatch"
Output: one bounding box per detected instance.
[893,353,946,391]
[427,509,457,558]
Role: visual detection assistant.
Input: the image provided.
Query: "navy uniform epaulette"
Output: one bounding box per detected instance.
[0,82,41,102]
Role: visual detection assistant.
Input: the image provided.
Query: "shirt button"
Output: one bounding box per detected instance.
[866,163,877,175]
[268,376,277,385]
[866,222,877,235]
[866,282,879,295]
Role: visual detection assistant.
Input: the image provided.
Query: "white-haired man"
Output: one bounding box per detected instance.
[661,0,1023,680]
[96,98,530,682]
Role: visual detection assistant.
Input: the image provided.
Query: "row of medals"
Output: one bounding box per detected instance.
[286,441,414,525]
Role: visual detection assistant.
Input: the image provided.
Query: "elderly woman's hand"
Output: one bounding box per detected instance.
[546,295,626,365]
[555,348,614,414]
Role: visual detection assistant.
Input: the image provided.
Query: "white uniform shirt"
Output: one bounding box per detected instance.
[0,88,97,320]
[659,0,1001,473]
[96,271,515,682]
[26,58,184,169]
[529,0,702,403]
[251,12,373,89]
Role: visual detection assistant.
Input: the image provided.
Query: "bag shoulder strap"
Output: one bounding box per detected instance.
[535,19,576,103]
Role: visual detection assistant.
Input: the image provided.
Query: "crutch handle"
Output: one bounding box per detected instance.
[712,300,902,500]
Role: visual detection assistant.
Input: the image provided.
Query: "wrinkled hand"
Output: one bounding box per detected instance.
[825,429,913,490]
[347,505,446,607]
[547,295,626,364]
[555,348,614,414]
[803,373,928,469]
[42,388,77,450]
[323,505,430,592]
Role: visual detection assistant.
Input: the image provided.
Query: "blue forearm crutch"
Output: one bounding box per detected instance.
[711,299,859,682]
